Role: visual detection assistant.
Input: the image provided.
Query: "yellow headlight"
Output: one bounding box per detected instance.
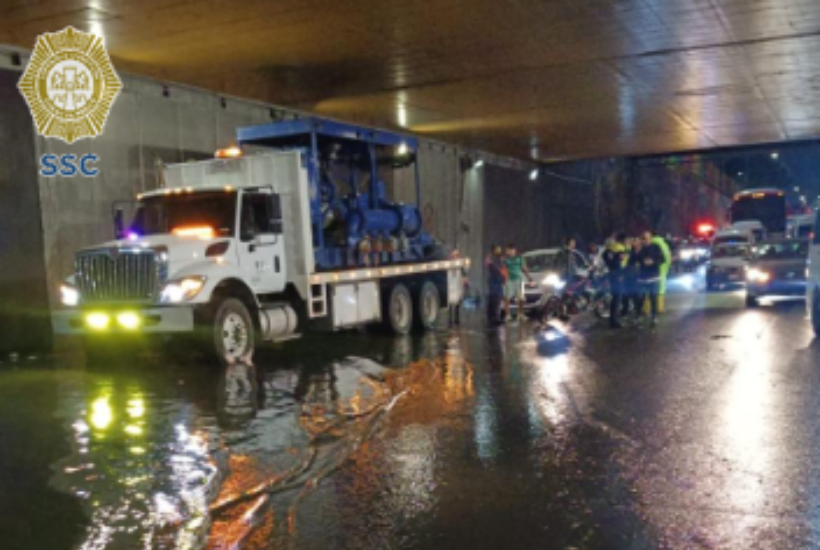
[116,311,141,330]
[86,312,110,330]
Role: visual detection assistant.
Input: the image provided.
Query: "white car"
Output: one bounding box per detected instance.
[705,229,753,290]
[706,243,749,290]
[516,248,591,316]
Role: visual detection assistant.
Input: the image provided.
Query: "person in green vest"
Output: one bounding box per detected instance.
[648,230,672,313]
[503,243,532,321]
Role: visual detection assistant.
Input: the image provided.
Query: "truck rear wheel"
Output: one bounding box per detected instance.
[384,283,413,335]
[214,298,256,361]
[415,281,441,330]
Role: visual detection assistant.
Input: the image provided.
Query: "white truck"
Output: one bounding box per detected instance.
[54,119,468,361]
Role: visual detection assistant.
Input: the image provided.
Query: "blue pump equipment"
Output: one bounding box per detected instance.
[237,117,435,271]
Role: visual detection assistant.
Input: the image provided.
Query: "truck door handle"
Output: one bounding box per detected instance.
[275,256,280,272]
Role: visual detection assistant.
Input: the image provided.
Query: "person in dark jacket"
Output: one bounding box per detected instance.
[486,244,506,325]
[621,237,643,319]
[637,231,664,327]
[563,237,579,282]
[602,232,628,328]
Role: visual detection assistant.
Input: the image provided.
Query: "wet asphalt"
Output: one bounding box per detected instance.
[1,270,819,550]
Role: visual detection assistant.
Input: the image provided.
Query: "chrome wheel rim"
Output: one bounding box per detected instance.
[222,312,248,358]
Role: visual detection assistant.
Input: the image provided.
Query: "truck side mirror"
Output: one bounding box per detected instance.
[268,194,283,235]
[113,207,125,239]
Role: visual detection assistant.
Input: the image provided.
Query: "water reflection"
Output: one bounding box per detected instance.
[52,375,221,550]
[716,311,779,516]
[528,327,578,441]
[217,359,259,431]
[49,336,446,550]
[633,309,790,547]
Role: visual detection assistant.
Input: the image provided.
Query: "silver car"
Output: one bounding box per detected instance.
[516,248,591,316]
[746,239,809,307]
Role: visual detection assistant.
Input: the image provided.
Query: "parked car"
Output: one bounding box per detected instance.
[517,248,591,317]
[746,238,809,307]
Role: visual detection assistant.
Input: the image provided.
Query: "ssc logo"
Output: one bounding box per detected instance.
[18,26,122,144]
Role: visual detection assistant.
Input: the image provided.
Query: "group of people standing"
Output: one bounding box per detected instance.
[483,230,672,330]
[603,230,672,329]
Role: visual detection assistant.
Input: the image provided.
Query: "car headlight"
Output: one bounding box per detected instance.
[681,250,694,260]
[542,273,566,289]
[746,268,770,282]
[60,283,80,307]
[160,276,206,303]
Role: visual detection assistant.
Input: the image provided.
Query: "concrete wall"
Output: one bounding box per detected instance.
[0,68,52,352]
[483,164,598,252]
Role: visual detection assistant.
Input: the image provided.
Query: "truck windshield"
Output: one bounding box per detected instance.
[731,195,786,232]
[129,192,237,237]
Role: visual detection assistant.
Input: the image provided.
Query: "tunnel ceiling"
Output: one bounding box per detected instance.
[3,0,820,162]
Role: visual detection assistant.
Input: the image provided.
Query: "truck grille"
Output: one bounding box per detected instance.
[75,248,165,303]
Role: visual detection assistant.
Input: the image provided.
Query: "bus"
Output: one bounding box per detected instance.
[730,188,787,239]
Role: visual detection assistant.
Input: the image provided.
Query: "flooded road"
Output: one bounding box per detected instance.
[2,274,820,550]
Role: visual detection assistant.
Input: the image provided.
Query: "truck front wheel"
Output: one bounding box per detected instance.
[384,284,413,335]
[213,298,256,361]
